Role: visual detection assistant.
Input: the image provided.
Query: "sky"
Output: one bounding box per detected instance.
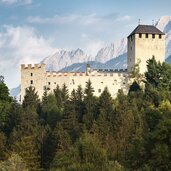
[1,0,171,88]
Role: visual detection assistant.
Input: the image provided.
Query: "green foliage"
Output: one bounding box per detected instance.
[0,153,28,171]
[0,79,12,103]
[0,132,7,161]
[42,94,62,129]
[83,80,97,130]
[22,86,40,109]
[2,60,171,171]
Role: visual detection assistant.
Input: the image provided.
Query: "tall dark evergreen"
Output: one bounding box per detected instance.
[83,79,96,130]
[76,85,85,122]
[0,77,12,132]
[54,85,62,108]
[62,89,80,140]
[22,86,40,109]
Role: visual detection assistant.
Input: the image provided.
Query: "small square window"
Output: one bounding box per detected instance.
[159,34,162,39]
[139,33,142,38]
[31,73,33,76]
[98,89,101,93]
[30,80,33,84]
[54,82,56,84]
[152,34,155,39]
[146,34,148,38]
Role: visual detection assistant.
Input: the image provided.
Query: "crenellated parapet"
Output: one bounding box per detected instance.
[21,63,46,70]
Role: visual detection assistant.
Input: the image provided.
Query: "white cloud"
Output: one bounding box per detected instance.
[27,13,132,26]
[0,25,57,88]
[80,33,105,56]
[0,0,32,5]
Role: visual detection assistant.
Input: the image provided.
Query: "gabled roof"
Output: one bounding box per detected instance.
[128,25,165,37]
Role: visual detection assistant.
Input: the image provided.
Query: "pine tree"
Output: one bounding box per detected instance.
[61,83,69,108]
[54,85,62,108]
[0,76,12,103]
[83,79,96,130]
[0,77,12,132]
[98,87,113,118]
[76,85,85,122]
[22,86,40,109]
[62,89,80,140]
[10,108,42,170]
[44,94,62,129]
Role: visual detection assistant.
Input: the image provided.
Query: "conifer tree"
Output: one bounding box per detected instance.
[0,75,12,103]
[76,85,85,122]
[98,87,113,118]
[61,83,69,107]
[10,107,42,170]
[0,77,12,132]
[62,89,80,140]
[54,85,62,108]
[22,86,40,109]
[83,79,96,130]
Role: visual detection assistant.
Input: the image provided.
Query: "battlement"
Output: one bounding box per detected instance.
[98,69,127,73]
[21,63,46,69]
[45,70,127,77]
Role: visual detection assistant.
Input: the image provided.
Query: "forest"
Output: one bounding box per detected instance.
[0,57,171,171]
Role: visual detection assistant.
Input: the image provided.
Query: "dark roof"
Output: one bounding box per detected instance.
[128,25,165,37]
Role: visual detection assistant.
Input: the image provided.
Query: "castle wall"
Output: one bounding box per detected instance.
[20,66,128,102]
[46,70,128,97]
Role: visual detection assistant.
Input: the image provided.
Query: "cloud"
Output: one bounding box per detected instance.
[80,33,105,56]
[0,0,32,5]
[0,25,57,88]
[27,13,132,26]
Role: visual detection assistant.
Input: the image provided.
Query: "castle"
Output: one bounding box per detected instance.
[20,25,165,102]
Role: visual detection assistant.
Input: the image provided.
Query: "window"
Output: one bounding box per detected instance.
[152,34,155,39]
[159,34,162,39]
[54,82,56,84]
[131,47,132,51]
[146,34,148,38]
[30,80,33,84]
[31,73,33,76]
[139,33,142,38]
[98,89,101,93]
[48,82,50,85]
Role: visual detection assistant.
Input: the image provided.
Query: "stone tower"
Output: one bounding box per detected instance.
[20,64,46,102]
[127,25,165,74]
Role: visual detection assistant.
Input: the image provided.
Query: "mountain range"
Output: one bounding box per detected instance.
[10,16,171,99]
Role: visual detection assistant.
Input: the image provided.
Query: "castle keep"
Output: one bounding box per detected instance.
[20,25,165,102]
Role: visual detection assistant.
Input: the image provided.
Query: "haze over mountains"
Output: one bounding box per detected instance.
[10,16,171,98]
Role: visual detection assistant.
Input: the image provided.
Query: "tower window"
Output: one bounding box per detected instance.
[31,73,33,76]
[146,34,148,38]
[152,34,155,39]
[159,34,162,39]
[139,33,142,38]
[48,82,50,85]
[30,80,33,84]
